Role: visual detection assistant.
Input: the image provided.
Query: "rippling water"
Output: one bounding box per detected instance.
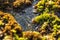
[1,0,60,31]
[9,0,39,31]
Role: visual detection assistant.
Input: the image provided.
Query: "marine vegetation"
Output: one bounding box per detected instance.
[34,0,60,13]
[0,11,22,40]
[0,0,60,40]
[0,0,33,10]
[32,0,60,40]
[0,11,41,40]
[32,12,60,40]
[13,0,33,8]
[1,10,60,40]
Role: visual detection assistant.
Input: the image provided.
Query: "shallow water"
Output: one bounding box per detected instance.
[9,0,39,31]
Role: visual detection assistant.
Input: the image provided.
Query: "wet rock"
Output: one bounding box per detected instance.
[0,0,33,10]
[0,11,22,40]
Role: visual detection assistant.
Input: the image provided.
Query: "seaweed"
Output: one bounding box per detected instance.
[33,0,60,13]
[0,0,33,11]
[32,12,60,40]
[0,11,22,40]
[0,0,60,40]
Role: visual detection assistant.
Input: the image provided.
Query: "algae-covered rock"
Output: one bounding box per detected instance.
[32,12,60,40]
[3,35,13,40]
[0,11,22,40]
[33,0,60,13]
[13,0,33,8]
[0,0,33,10]
[32,12,59,24]
[23,31,41,40]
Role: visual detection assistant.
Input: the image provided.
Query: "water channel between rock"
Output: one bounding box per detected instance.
[9,0,39,31]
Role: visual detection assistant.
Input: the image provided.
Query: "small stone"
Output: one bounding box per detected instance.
[33,9,37,13]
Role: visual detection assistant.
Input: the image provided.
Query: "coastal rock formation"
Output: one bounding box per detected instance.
[32,13,60,40]
[0,11,22,40]
[33,0,60,13]
[0,0,33,10]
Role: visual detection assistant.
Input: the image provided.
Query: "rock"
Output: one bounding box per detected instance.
[13,0,33,8]
[0,11,22,37]
[3,35,13,40]
[0,0,33,10]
